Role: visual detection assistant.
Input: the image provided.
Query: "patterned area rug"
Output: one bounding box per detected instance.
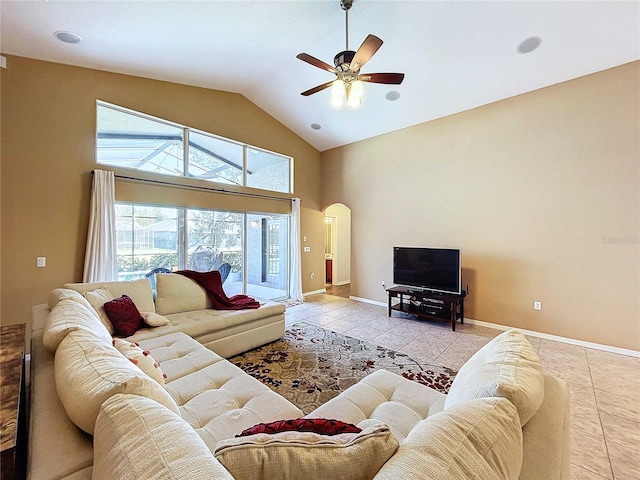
[230,322,457,414]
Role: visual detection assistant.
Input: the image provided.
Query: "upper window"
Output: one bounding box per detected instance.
[96,102,292,194]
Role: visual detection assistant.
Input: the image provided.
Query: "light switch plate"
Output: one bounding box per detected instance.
[303,247,311,253]
[37,257,46,268]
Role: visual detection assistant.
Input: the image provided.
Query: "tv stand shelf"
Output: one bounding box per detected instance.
[387,286,467,331]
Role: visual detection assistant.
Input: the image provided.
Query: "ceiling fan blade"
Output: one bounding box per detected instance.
[349,34,383,73]
[358,73,405,84]
[301,81,335,96]
[296,53,339,74]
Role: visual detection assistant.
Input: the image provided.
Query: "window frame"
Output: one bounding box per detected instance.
[96,100,293,194]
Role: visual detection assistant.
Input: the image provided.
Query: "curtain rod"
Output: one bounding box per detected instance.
[91,170,294,202]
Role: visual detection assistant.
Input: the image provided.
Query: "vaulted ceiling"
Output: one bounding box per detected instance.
[2,1,638,151]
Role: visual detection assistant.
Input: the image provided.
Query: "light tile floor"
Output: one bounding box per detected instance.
[285,294,640,480]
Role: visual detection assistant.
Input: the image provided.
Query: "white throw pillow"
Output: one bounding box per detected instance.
[374,397,523,480]
[140,311,170,327]
[444,329,544,426]
[94,394,234,480]
[54,329,179,434]
[113,338,167,385]
[214,423,398,480]
[83,287,115,334]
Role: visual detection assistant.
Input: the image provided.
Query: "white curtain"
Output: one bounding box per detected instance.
[289,198,304,302]
[83,170,118,282]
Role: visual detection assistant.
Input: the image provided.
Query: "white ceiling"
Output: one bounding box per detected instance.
[1,1,639,152]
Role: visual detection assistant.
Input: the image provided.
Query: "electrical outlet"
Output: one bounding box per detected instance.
[303,246,311,253]
[534,301,542,310]
[310,272,315,279]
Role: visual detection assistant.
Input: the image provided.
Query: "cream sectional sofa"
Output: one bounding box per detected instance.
[28,276,571,480]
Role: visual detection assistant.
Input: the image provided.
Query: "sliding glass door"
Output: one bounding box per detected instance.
[115,203,288,300]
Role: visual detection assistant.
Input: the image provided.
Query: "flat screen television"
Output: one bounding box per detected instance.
[393,247,461,295]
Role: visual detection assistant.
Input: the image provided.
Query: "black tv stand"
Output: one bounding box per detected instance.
[387,285,467,331]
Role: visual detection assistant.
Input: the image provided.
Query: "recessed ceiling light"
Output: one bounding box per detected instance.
[385,91,400,101]
[517,36,542,54]
[54,31,82,44]
[310,123,322,130]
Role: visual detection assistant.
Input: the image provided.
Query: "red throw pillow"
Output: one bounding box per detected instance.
[237,418,362,438]
[103,295,144,337]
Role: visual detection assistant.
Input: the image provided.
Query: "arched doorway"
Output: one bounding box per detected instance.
[324,203,351,296]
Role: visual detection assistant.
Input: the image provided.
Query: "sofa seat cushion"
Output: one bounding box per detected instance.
[444,329,544,426]
[94,394,234,480]
[214,423,399,480]
[64,278,155,314]
[373,397,523,480]
[136,332,227,382]
[54,329,180,434]
[308,369,446,442]
[43,297,112,353]
[165,301,285,338]
[136,332,303,448]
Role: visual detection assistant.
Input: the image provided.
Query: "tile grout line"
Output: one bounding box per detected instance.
[585,351,617,480]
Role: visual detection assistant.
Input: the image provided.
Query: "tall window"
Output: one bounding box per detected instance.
[115,203,288,300]
[97,102,292,194]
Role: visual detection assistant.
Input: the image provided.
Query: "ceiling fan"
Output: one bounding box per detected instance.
[296,0,405,108]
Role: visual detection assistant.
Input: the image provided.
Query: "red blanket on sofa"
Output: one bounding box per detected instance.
[176,270,260,310]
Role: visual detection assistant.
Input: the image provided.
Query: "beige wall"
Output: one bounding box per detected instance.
[322,61,640,351]
[0,55,326,327]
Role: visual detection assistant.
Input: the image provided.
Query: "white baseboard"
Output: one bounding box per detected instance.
[332,280,351,286]
[463,317,640,358]
[348,296,640,358]
[303,288,326,297]
[349,296,386,307]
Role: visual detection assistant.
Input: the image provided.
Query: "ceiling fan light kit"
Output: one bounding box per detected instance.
[297,0,405,109]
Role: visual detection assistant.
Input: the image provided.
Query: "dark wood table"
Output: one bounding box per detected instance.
[1,324,27,480]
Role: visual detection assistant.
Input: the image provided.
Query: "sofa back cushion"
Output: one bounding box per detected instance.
[54,329,179,435]
[374,397,523,480]
[94,394,234,480]
[43,297,112,353]
[155,273,213,315]
[214,423,398,480]
[444,329,544,426]
[48,287,94,311]
[64,278,155,313]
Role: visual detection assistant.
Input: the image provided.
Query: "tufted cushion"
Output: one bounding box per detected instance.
[54,329,179,434]
[64,278,155,313]
[155,273,213,315]
[43,297,112,353]
[113,338,167,385]
[308,369,447,442]
[82,287,115,334]
[104,295,145,337]
[135,333,303,447]
[94,394,234,480]
[374,397,523,480]
[215,423,399,480]
[444,329,544,426]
